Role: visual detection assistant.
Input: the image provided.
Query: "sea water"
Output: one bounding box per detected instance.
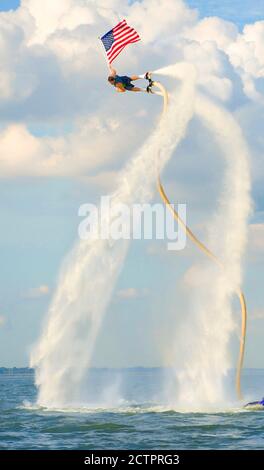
[0,368,263,450]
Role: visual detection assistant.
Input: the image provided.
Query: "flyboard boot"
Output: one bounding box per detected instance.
[145,72,154,93]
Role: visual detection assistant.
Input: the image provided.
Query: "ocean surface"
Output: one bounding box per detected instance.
[0,368,263,450]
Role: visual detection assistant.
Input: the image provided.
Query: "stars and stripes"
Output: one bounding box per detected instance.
[100,19,141,64]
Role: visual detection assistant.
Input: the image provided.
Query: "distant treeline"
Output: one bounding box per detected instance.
[0,367,34,375]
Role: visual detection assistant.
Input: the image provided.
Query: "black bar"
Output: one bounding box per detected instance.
[0,450,263,466]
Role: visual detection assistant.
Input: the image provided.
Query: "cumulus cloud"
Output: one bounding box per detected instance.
[23,285,50,299]
[186,16,264,102]
[0,0,263,187]
[181,264,212,289]
[21,0,98,45]
[0,112,148,177]
[185,16,238,49]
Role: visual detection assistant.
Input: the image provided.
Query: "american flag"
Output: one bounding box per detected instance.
[100,19,141,64]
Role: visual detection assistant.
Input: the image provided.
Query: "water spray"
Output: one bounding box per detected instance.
[157,178,247,399]
[31,63,196,408]
[155,66,250,401]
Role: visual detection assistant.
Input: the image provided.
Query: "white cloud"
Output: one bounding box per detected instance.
[0,0,263,186]
[185,16,238,50]
[188,17,264,102]
[0,8,38,100]
[0,114,147,178]
[0,124,46,175]
[183,40,234,101]
[24,285,50,299]
[116,287,149,299]
[228,22,264,78]
[21,0,97,45]
[129,0,197,43]
[182,264,207,288]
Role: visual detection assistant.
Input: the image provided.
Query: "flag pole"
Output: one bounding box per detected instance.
[114,10,122,22]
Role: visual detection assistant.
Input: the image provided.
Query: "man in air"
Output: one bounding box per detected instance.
[108,66,153,93]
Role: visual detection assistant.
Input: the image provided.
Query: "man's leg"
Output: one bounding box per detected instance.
[130,87,147,92]
[131,73,152,81]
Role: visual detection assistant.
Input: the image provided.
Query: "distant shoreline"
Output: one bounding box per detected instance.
[0,367,263,376]
[0,367,34,375]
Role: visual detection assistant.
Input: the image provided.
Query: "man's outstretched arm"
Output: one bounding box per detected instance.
[109,65,117,77]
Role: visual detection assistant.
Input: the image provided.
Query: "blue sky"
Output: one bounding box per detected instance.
[0,0,20,11]
[0,0,264,369]
[186,0,264,29]
[2,1,264,27]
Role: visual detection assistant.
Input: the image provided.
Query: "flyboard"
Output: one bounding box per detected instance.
[149,81,164,96]
[146,74,165,97]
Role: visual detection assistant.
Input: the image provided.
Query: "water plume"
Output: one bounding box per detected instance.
[30,63,197,408]
[157,86,251,409]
